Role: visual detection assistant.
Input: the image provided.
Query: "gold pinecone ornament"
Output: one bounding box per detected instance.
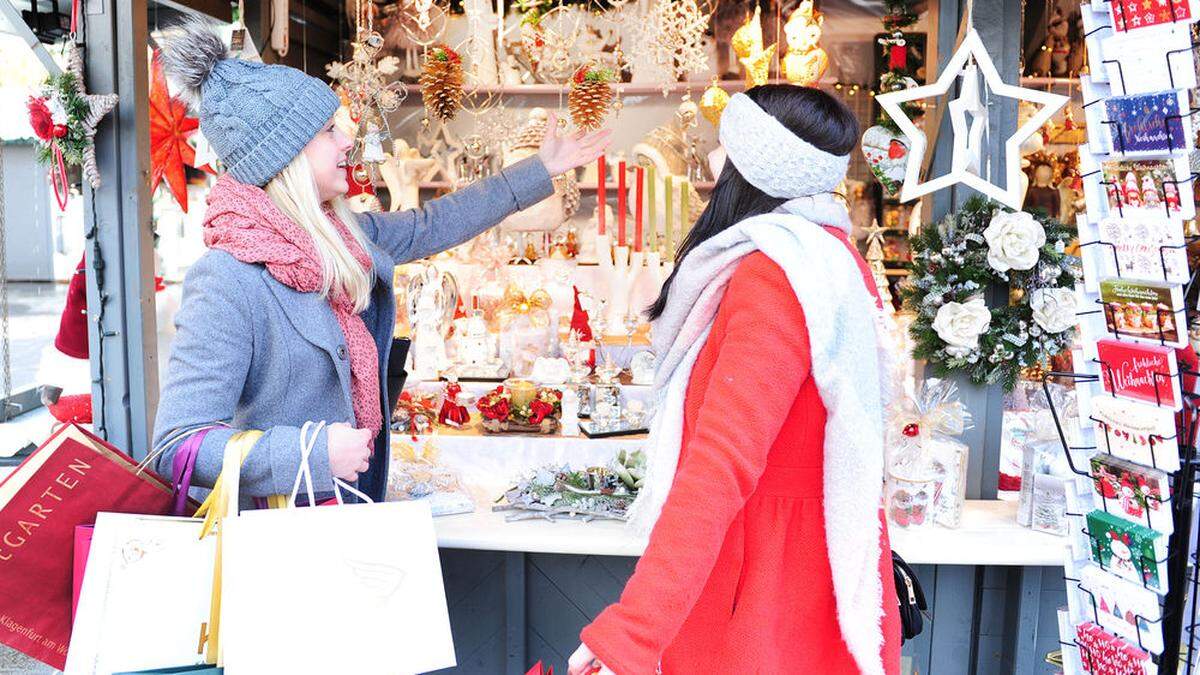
[568,65,616,131]
[420,44,464,124]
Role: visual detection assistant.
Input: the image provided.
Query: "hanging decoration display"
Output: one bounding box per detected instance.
[326,0,406,165]
[876,29,1069,209]
[901,197,1078,391]
[860,0,921,196]
[420,43,465,124]
[27,42,118,208]
[149,50,212,213]
[568,65,617,131]
[731,5,774,89]
[699,77,730,127]
[782,0,828,86]
[646,0,711,89]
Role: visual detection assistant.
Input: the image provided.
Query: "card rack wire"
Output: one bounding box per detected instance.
[1045,365,1200,672]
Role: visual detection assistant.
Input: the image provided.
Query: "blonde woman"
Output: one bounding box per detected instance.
[152,21,610,501]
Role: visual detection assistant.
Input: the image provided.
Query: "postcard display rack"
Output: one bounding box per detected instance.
[1050,2,1200,673]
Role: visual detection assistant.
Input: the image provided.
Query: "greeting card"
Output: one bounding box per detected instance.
[1104,90,1192,156]
[1090,394,1181,471]
[1100,24,1197,95]
[1108,0,1198,32]
[1096,339,1182,409]
[1098,278,1186,347]
[1100,157,1195,219]
[1075,620,1156,674]
[1089,454,1173,534]
[1086,510,1168,593]
[1080,563,1165,654]
[1080,217,1190,291]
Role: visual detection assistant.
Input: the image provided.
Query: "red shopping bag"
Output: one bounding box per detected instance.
[71,524,93,621]
[527,662,553,675]
[0,424,175,669]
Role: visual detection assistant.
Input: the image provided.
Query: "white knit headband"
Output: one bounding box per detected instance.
[718,92,851,199]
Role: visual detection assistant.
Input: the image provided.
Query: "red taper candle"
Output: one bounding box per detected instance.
[617,160,627,247]
[597,155,606,236]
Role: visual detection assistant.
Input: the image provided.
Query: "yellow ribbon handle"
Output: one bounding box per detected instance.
[196,430,262,665]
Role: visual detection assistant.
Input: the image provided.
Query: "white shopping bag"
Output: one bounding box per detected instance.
[65,512,215,674]
[218,421,456,674]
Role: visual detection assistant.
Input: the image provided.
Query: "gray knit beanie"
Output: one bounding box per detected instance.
[159,18,340,186]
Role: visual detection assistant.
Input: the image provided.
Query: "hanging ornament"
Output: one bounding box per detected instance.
[782,0,829,86]
[875,29,1067,208]
[646,0,711,87]
[27,42,118,208]
[149,49,211,213]
[731,6,763,61]
[860,124,909,197]
[568,65,616,131]
[699,78,730,127]
[740,43,775,89]
[420,43,465,123]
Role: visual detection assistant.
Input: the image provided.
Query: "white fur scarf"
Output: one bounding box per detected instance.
[626,194,894,675]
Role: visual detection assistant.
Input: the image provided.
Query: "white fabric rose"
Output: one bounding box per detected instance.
[1030,287,1077,334]
[983,211,1046,272]
[931,297,992,357]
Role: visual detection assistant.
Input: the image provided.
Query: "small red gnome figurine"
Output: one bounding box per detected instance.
[570,286,595,368]
[439,379,470,428]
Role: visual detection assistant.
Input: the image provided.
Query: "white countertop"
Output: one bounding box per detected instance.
[434,498,1069,566]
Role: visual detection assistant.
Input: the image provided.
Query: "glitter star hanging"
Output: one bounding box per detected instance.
[644,0,711,90]
[64,42,118,190]
[326,29,406,163]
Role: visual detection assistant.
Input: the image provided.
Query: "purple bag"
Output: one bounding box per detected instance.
[170,428,212,517]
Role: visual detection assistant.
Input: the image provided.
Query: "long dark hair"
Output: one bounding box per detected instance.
[646,85,860,320]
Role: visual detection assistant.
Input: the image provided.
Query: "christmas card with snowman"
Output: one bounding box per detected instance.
[1089,394,1181,472]
[1078,214,1190,290]
[1096,339,1183,410]
[1098,279,1187,348]
[1089,454,1173,534]
[1087,509,1169,593]
[1100,22,1197,95]
[1078,153,1195,221]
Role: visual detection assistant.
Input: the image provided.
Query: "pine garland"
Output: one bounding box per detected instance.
[900,197,1080,391]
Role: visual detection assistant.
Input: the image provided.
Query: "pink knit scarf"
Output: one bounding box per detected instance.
[202,174,382,436]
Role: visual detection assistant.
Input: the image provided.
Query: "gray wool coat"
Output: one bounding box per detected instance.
[151,156,554,502]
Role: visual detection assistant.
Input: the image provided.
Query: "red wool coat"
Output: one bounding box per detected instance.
[581,229,902,674]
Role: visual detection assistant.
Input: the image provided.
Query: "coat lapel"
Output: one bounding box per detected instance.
[260,269,353,401]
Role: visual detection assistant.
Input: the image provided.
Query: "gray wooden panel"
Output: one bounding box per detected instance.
[434,549,508,674]
[929,565,980,674]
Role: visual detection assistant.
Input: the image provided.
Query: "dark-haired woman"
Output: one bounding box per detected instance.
[568,85,902,675]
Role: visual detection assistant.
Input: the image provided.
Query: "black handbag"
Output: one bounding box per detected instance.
[892,551,928,643]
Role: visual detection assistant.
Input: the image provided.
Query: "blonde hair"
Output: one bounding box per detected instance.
[265,153,374,313]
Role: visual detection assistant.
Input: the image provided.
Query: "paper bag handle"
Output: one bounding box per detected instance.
[288,421,374,506]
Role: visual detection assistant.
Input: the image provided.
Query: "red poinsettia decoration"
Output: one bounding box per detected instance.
[149,50,213,212]
[27,97,67,141]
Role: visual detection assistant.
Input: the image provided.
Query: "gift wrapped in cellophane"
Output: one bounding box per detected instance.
[495,284,556,378]
[886,379,973,529]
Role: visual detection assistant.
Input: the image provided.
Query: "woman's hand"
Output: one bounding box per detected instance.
[568,643,615,675]
[538,111,613,178]
[326,422,372,481]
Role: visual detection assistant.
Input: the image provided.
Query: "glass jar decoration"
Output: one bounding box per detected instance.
[592,362,623,428]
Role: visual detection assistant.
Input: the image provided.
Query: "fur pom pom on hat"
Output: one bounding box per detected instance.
[158,17,339,186]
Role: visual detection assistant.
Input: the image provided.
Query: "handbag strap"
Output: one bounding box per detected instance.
[171,427,213,517]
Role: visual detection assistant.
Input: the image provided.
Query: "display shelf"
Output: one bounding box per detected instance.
[398,78,791,98]
[433,498,1068,564]
[1019,76,1080,87]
